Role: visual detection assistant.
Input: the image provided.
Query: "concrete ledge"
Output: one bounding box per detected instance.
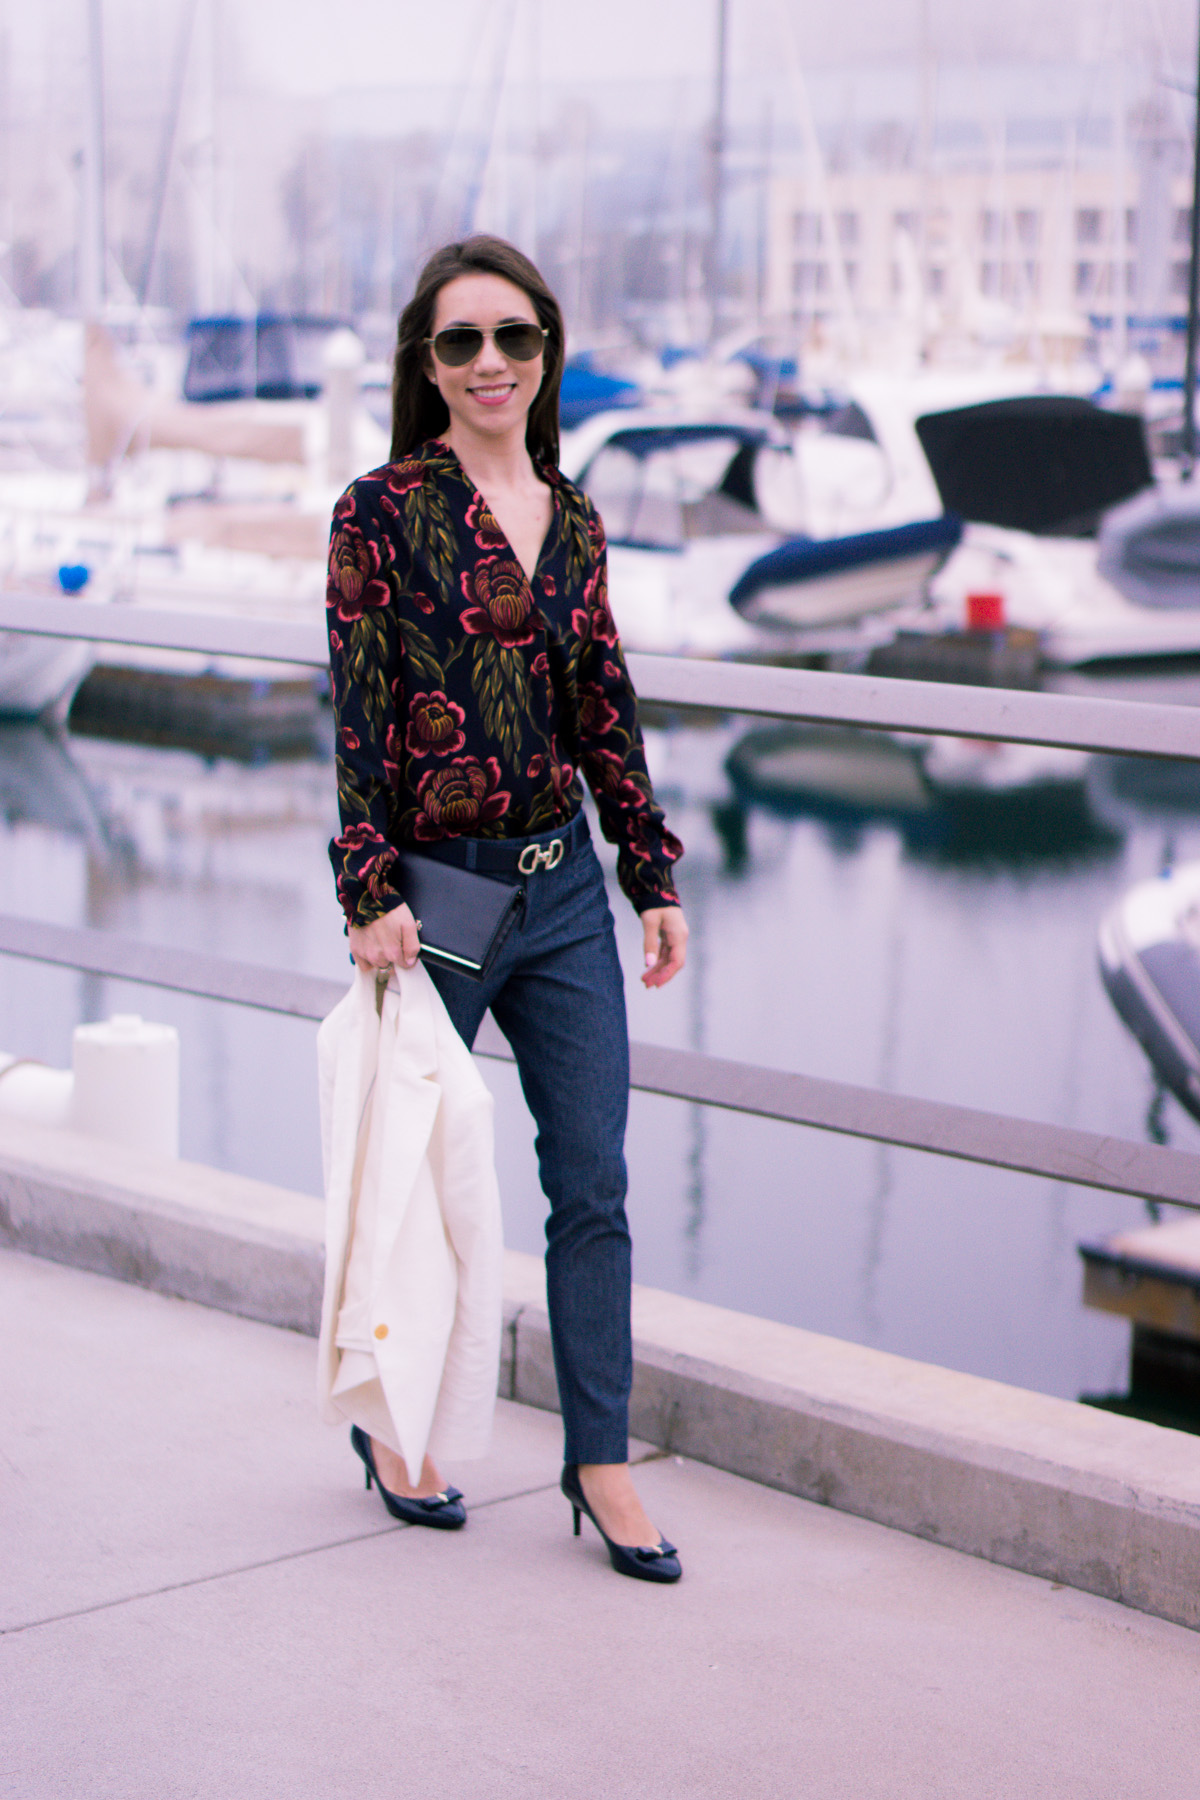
[3,1115,1199,1632]
[0,1115,323,1335]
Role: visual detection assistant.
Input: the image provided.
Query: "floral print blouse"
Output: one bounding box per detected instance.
[326,438,683,927]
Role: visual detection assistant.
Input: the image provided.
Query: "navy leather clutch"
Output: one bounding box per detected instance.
[394,851,522,981]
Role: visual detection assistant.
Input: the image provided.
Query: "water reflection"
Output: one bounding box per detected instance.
[726,723,1123,867]
[0,722,111,848]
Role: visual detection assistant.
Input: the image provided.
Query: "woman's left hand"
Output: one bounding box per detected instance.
[640,905,688,989]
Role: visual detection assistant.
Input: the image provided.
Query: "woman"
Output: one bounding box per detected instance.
[326,235,688,1582]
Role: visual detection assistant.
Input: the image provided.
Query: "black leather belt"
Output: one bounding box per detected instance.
[412,808,589,879]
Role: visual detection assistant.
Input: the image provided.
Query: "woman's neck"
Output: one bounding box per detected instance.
[445,422,537,495]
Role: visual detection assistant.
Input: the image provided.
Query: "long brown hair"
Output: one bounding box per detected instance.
[390,236,565,466]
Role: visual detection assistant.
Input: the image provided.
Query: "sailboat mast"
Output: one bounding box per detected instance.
[1182,1,1200,478]
[80,0,106,320]
[709,0,728,345]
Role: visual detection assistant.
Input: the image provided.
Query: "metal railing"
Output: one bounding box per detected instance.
[2,595,1199,1211]
[7,593,1200,761]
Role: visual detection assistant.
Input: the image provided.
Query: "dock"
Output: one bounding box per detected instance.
[1081,1215,1200,1419]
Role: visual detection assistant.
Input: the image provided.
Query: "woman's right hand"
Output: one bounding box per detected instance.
[347,903,421,972]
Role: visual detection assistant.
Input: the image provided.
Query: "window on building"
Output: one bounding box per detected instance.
[927,210,951,247]
[792,260,830,297]
[893,210,917,239]
[1074,261,1098,297]
[1174,208,1193,245]
[835,211,859,248]
[980,209,1003,246]
[927,265,946,296]
[1075,209,1103,246]
[981,261,1002,297]
[1014,210,1040,249]
[1172,260,1193,298]
[843,261,859,293]
[1125,208,1138,246]
[793,212,823,249]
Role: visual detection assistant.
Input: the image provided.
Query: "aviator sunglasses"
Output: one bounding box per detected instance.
[425,321,548,367]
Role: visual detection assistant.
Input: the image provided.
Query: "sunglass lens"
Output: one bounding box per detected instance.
[494,323,546,361]
[432,328,484,366]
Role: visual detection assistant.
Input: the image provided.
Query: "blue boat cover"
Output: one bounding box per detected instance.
[559,365,640,429]
[183,315,351,402]
[729,515,963,613]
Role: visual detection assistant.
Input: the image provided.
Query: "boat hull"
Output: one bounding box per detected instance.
[0,632,94,720]
[1099,863,1200,1122]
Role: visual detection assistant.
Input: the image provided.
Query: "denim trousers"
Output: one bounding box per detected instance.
[422,814,632,1466]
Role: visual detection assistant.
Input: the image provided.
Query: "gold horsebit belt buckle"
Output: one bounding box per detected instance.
[517,838,565,876]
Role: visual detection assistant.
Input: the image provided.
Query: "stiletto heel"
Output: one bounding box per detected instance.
[560,1464,681,1584]
[350,1426,466,1530]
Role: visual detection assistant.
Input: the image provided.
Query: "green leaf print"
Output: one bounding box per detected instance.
[397,615,445,689]
[347,612,391,733]
[470,639,531,763]
[404,483,460,604]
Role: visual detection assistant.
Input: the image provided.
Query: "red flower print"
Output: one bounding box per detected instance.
[332,490,357,525]
[527,753,546,779]
[384,723,402,788]
[365,847,399,901]
[459,557,536,646]
[329,629,343,653]
[405,690,467,759]
[614,775,653,813]
[540,574,556,598]
[570,564,618,647]
[386,458,425,498]
[410,589,435,615]
[328,525,390,621]
[336,822,398,897]
[340,726,360,752]
[340,821,388,851]
[412,757,511,841]
[550,758,576,802]
[581,748,625,796]
[586,510,607,557]
[531,651,550,678]
[466,497,508,551]
[577,681,620,737]
[624,812,658,864]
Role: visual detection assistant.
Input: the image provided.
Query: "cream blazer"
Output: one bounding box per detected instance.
[316,962,503,1486]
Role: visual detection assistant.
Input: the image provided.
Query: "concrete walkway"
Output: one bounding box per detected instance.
[2,1247,1197,1800]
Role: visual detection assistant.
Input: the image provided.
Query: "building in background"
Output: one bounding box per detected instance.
[765,100,1192,374]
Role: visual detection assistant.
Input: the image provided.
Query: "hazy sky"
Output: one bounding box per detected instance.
[235,0,719,92]
[7,0,1196,106]
[230,0,1198,93]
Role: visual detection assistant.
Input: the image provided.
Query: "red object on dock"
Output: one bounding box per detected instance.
[966,592,1006,631]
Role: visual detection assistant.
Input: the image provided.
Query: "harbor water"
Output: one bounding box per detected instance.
[4,670,1200,1407]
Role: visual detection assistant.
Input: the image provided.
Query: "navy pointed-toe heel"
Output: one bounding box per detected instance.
[350,1426,466,1530]
[561,1463,681,1583]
